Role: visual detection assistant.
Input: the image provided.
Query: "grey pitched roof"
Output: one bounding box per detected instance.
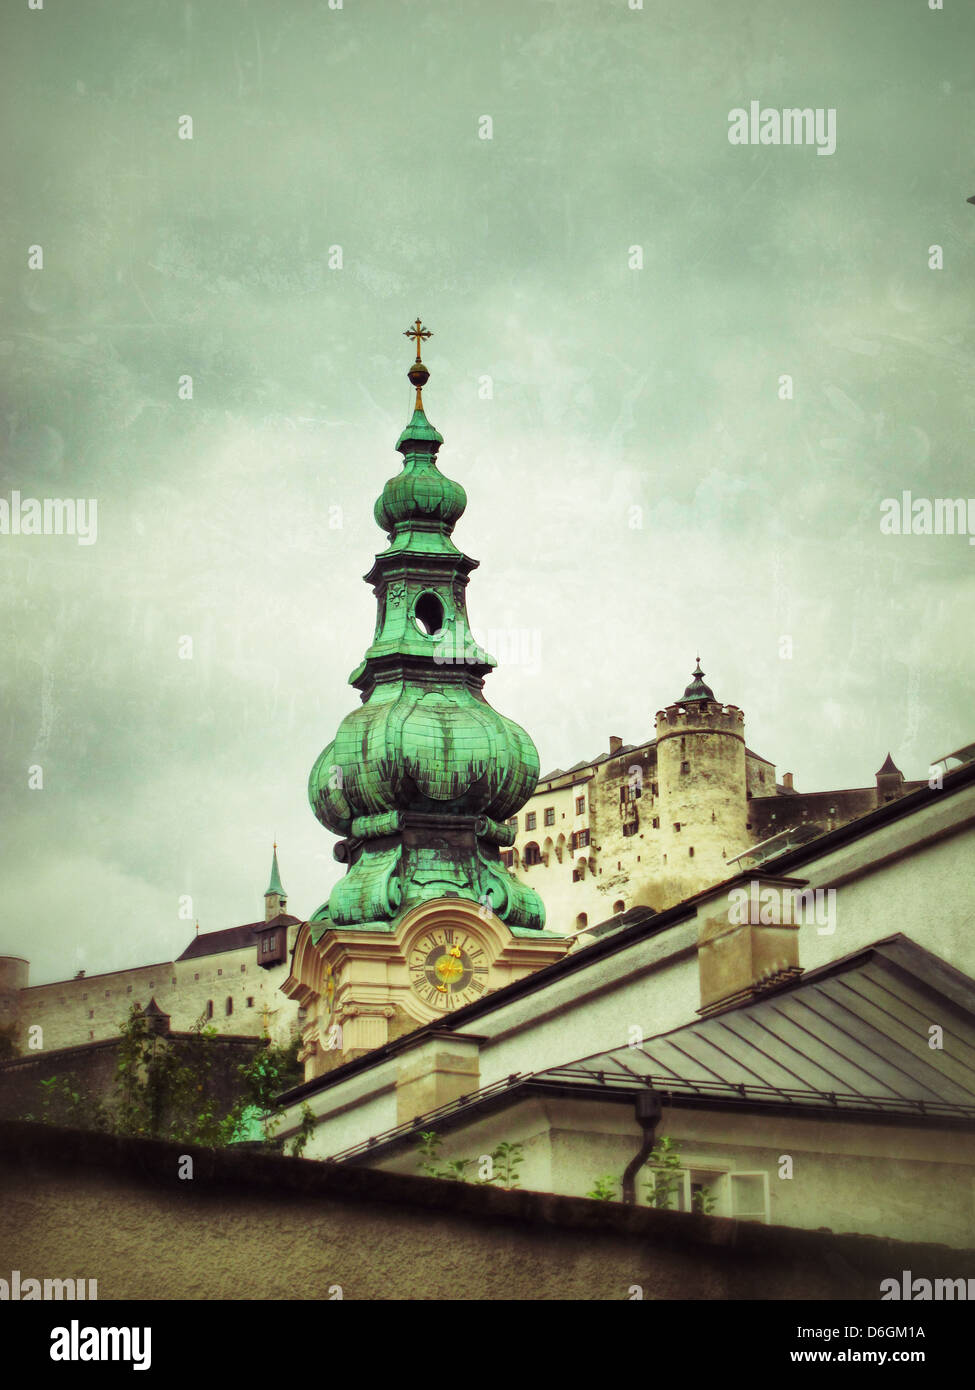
[176,916,300,961]
[532,937,975,1120]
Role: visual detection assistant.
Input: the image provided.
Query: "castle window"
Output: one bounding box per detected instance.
[689,847,695,857]
[576,913,588,930]
[194,973,200,981]
[104,991,110,998]
[225,997,233,1017]
[673,823,681,832]
[652,817,660,829]
[171,977,177,986]
[500,849,514,868]
[247,997,254,1008]
[507,816,518,831]
[206,1000,213,1019]
[241,964,246,972]
[217,969,223,977]
[680,761,690,774]
[613,900,625,914]
[759,771,765,783]
[651,782,658,797]
[126,985,132,994]
[88,1010,94,1020]
[572,829,590,850]
[89,1031,94,1040]
[575,796,586,815]
[524,842,542,866]
[525,812,537,831]
[544,807,555,826]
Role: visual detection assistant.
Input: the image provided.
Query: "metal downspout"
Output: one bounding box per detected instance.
[621,1090,662,1204]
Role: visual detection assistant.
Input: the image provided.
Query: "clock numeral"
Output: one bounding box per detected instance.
[443,928,454,944]
[470,949,485,961]
[470,980,485,994]
[473,966,487,975]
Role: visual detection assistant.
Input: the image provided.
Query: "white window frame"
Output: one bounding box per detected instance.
[728,1170,771,1224]
[644,1162,769,1223]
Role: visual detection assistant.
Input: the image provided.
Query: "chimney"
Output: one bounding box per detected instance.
[782,772,794,791]
[396,1030,481,1127]
[609,735,623,755]
[697,875,806,1017]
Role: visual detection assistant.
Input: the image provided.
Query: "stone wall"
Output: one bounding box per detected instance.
[1,1120,972,1301]
[0,1034,270,1126]
[5,926,302,1056]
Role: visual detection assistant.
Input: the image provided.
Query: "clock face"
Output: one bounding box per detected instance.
[408,927,489,1011]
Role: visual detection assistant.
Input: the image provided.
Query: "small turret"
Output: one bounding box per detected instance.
[876,753,905,805]
[265,843,287,921]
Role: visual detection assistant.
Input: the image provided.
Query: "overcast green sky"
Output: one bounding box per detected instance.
[2,0,973,983]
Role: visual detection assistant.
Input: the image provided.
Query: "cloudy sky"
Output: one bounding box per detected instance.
[2,0,973,984]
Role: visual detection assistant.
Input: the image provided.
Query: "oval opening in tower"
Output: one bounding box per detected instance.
[414,592,445,636]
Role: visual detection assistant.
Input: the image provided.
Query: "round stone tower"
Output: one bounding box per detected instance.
[0,956,28,1036]
[654,662,748,901]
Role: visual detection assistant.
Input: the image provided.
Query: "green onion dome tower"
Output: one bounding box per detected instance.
[307,322,545,936]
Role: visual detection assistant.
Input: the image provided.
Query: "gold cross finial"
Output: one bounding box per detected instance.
[403,317,432,361]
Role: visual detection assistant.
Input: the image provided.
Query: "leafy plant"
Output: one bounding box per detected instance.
[584,1136,718,1213]
[288,1103,317,1159]
[643,1135,684,1210]
[415,1131,524,1188]
[480,1140,524,1188]
[20,1005,305,1152]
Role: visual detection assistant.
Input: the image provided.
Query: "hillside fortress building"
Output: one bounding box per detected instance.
[505,663,925,935]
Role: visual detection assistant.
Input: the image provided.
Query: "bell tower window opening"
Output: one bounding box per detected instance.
[414,592,445,636]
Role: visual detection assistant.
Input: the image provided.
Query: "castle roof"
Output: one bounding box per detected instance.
[876,752,902,777]
[176,916,300,961]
